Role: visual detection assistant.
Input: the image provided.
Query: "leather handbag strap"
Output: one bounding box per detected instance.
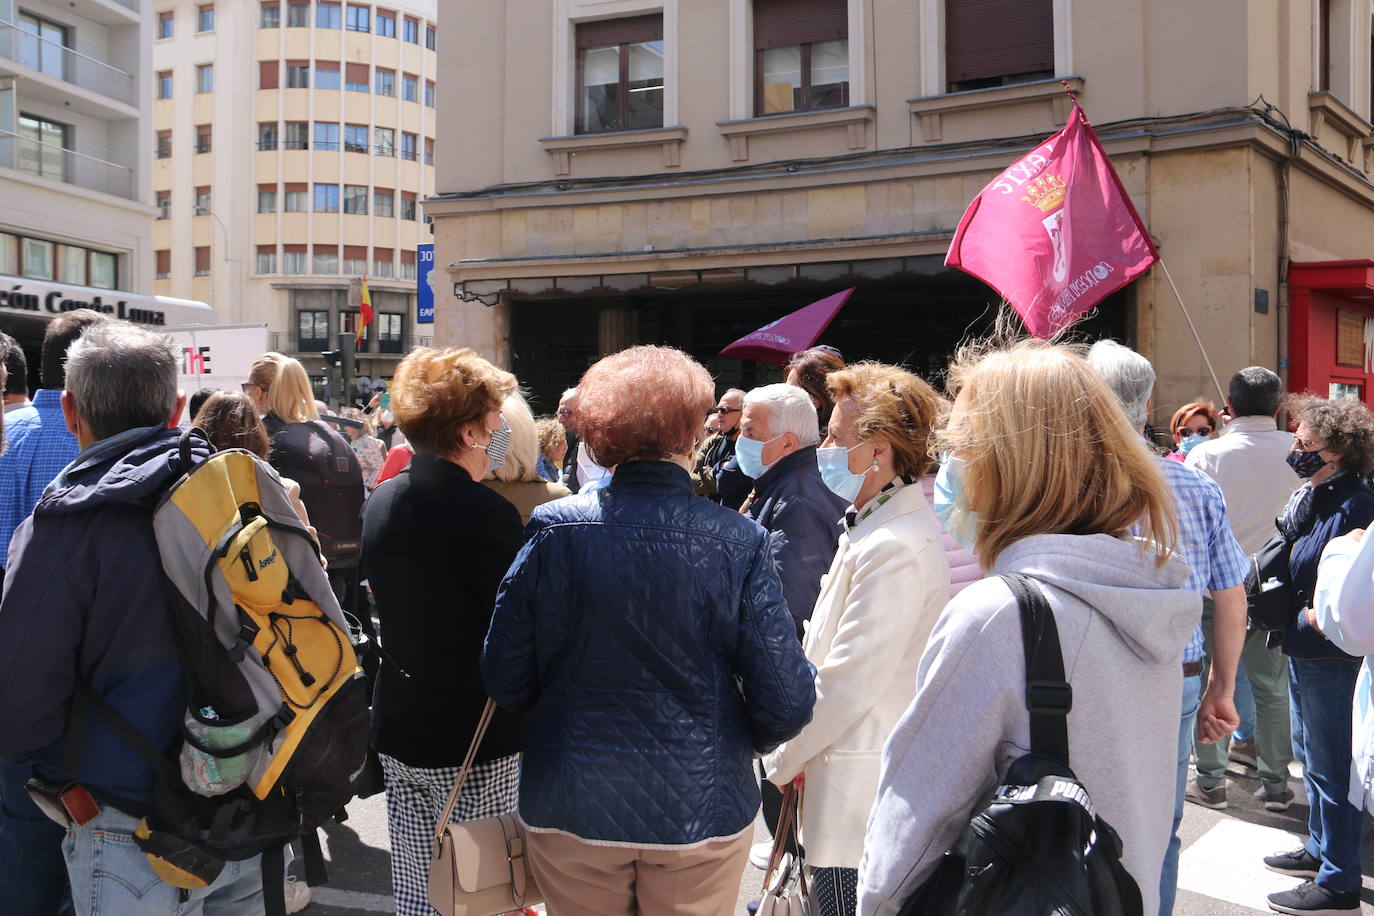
[1001,574,1072,766]
[761,781,801,894]
[432,698,498,846]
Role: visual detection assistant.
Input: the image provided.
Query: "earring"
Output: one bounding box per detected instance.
[872,459,880,472]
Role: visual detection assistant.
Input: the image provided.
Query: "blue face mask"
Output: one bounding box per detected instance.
[1177,433,1207,456]
[817,443,871,504]
[934,457,978,552]
[734,433,782,480]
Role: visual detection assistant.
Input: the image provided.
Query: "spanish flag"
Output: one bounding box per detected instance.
[356,277,373,346]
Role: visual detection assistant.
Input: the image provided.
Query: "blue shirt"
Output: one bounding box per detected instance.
[0,390,79,566]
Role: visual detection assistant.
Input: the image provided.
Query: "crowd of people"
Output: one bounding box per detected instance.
[0,308,1371,916]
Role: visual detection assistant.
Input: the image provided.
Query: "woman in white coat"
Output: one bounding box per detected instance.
[763,362,951,916]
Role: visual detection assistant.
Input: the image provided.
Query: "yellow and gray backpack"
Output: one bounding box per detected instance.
[83,428,371,915]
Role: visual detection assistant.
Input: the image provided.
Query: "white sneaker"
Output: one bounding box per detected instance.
[749,840,772,870]
[284,876,312,914]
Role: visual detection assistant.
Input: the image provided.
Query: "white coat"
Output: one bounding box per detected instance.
[763,480,950,868]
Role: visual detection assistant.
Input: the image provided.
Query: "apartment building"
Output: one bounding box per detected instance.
[152,0,437,391]
[428,0,1374,419]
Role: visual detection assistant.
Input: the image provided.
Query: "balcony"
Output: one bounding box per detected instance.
[270,331,434,358]
[0,128,135,198]
[0,20,136,109]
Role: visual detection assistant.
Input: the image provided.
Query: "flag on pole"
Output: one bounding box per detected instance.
[945,103,1158,338]
[356,276,373,346]
[719,288,855,367]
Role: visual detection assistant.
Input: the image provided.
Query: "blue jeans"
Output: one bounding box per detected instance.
[0,761,70,915]
[62,807,263,915]
[1159,673,1201,916]
[1233,659,1255,743]
[1289,657,1363,893]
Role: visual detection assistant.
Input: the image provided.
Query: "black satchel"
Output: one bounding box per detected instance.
[1244,530,1299,631]
[898,574,1143,916]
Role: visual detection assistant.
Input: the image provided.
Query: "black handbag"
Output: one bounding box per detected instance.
[1244,531,1300,631]
[898,574,1143,916]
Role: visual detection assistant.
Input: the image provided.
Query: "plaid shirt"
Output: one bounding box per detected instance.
[1151,455,1249,663]
[0,390,79,566]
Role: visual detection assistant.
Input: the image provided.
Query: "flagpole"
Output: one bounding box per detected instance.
[1158,259,1228,405]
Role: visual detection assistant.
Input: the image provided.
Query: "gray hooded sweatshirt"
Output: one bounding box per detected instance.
[856,533,1196,916]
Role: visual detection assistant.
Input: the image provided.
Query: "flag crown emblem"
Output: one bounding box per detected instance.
[1020,174,1068,211]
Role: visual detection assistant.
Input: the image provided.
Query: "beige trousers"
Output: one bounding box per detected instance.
[525,828,753,916]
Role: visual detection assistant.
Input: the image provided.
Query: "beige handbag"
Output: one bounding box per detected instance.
[427,699,542,916]
[758,781,813,916]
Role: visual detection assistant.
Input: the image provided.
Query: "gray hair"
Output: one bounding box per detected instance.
[743,383,820,447]
[65,322,179,441]
[560,387,578,402]
[1086,339,1155,430]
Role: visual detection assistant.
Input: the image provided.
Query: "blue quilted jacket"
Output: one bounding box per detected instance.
[482,459,816,846]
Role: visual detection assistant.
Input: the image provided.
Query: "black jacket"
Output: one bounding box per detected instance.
[363,454,525,766]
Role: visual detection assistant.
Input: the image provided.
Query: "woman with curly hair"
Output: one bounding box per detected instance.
[1262,394,1374,914]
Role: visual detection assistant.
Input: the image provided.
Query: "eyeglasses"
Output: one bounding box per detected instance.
[1177,426,1212,437]
[556,408,573,418]
[1294,436,1326,452]
[709,406,741,416]
[241,383,257,394]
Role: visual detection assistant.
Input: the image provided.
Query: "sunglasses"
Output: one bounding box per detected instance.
[709,406,741,416]
[1177,426,1211,437]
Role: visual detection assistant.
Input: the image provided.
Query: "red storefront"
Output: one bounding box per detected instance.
[1288,260,1374,406]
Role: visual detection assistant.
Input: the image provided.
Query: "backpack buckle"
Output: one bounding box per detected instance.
[1026,680,1072,715]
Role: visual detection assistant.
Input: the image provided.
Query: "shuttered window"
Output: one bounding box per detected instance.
[259,60,279,89]
[155,249,171,277]
[753,0,848,115]
[346,62,369,92]
[1337,309,1364,367]
[945,0,1053,92]
[194,246,210,276]
[575,15,664,134]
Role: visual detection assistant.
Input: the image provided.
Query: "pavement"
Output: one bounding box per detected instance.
[302,758,1374,915]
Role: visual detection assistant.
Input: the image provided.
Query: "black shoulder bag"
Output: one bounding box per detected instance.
[898,574,1144,916]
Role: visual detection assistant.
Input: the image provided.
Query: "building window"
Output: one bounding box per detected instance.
[423,137,433,165]
[287,0,308,27]
[156,249,171,279]
[316,61,340,90]
[197,63,214,93]
[399,250,416,279]
[16,12,68,80]
[286,61,310,88]
[284,121,309,150]
[424,79,435,107]
[257,184,277,212]
[195,124,212,153]
[194,246,211,276]
[346,62,369,92]
[373,251,393,276]
[377,10,395,37]
[373,188,393,216]
[317,1,341,28]
[425,24,435,50]
[374,67,394,96]
[575,15,664,134]
[346,4,369,32]
[158,70,173,98]
[284,182,308,211]
[945,0,1052,92]
[58,244,86,285]
[343,184,368,214]
[374,127,395,156]
[343,245,367,274]
[403,16,418,42]
[260,60,280,89]
[314,121,340,151]
[260,2,280,27]
[283,245,307,273]
[402,73,418,101]
[194,186,211,213]
[378,312,403,351]
[313,246,338,274]
[1319,0,1331,91]
[257,122,278,150]
[256,245,276,273]
[18,114,69,182]
[198,4,215,31]
[157,193,171,219]
[752,0,847,115]
[0,233,14,275]
[156,129,172,158]
[401,191,416,220]
[22,237,53,279]
[299,309,329,347]
[400,132,417,161]
[159,10,175,38]
[313,183,340,212]
[344,123,368,153]
[90,251,116,289]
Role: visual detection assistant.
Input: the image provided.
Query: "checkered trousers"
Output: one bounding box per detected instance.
[380,751,522,916]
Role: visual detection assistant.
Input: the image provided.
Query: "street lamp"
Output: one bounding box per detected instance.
[194,205,244,323]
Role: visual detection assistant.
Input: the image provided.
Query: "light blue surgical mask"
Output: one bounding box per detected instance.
[1177,433,1207,456]
[934,457,978,552]
[817,443,872,504]
[734,433,783,480]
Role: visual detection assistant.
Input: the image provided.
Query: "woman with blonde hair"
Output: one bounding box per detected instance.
[859,339,1194,916]
[534,416,567,483]
[243,351,318,429]
[483,394,571,523]
[761,361,950,916]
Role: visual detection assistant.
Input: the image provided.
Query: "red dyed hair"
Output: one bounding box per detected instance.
[577,346,714,468]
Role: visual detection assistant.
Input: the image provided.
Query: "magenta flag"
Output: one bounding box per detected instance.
[946,105,1158,338]
[719,288,855,367]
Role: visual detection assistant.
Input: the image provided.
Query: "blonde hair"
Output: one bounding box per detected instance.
[826,362,945,478]
[535,416,567,461]
[248,352,318,423]
[490,393,541,483]
[940,338,1178,568]
[391,347,516,457]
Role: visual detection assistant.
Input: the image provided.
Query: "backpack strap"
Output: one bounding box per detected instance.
[1001,573,1072,766]
[71,681,182,784]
